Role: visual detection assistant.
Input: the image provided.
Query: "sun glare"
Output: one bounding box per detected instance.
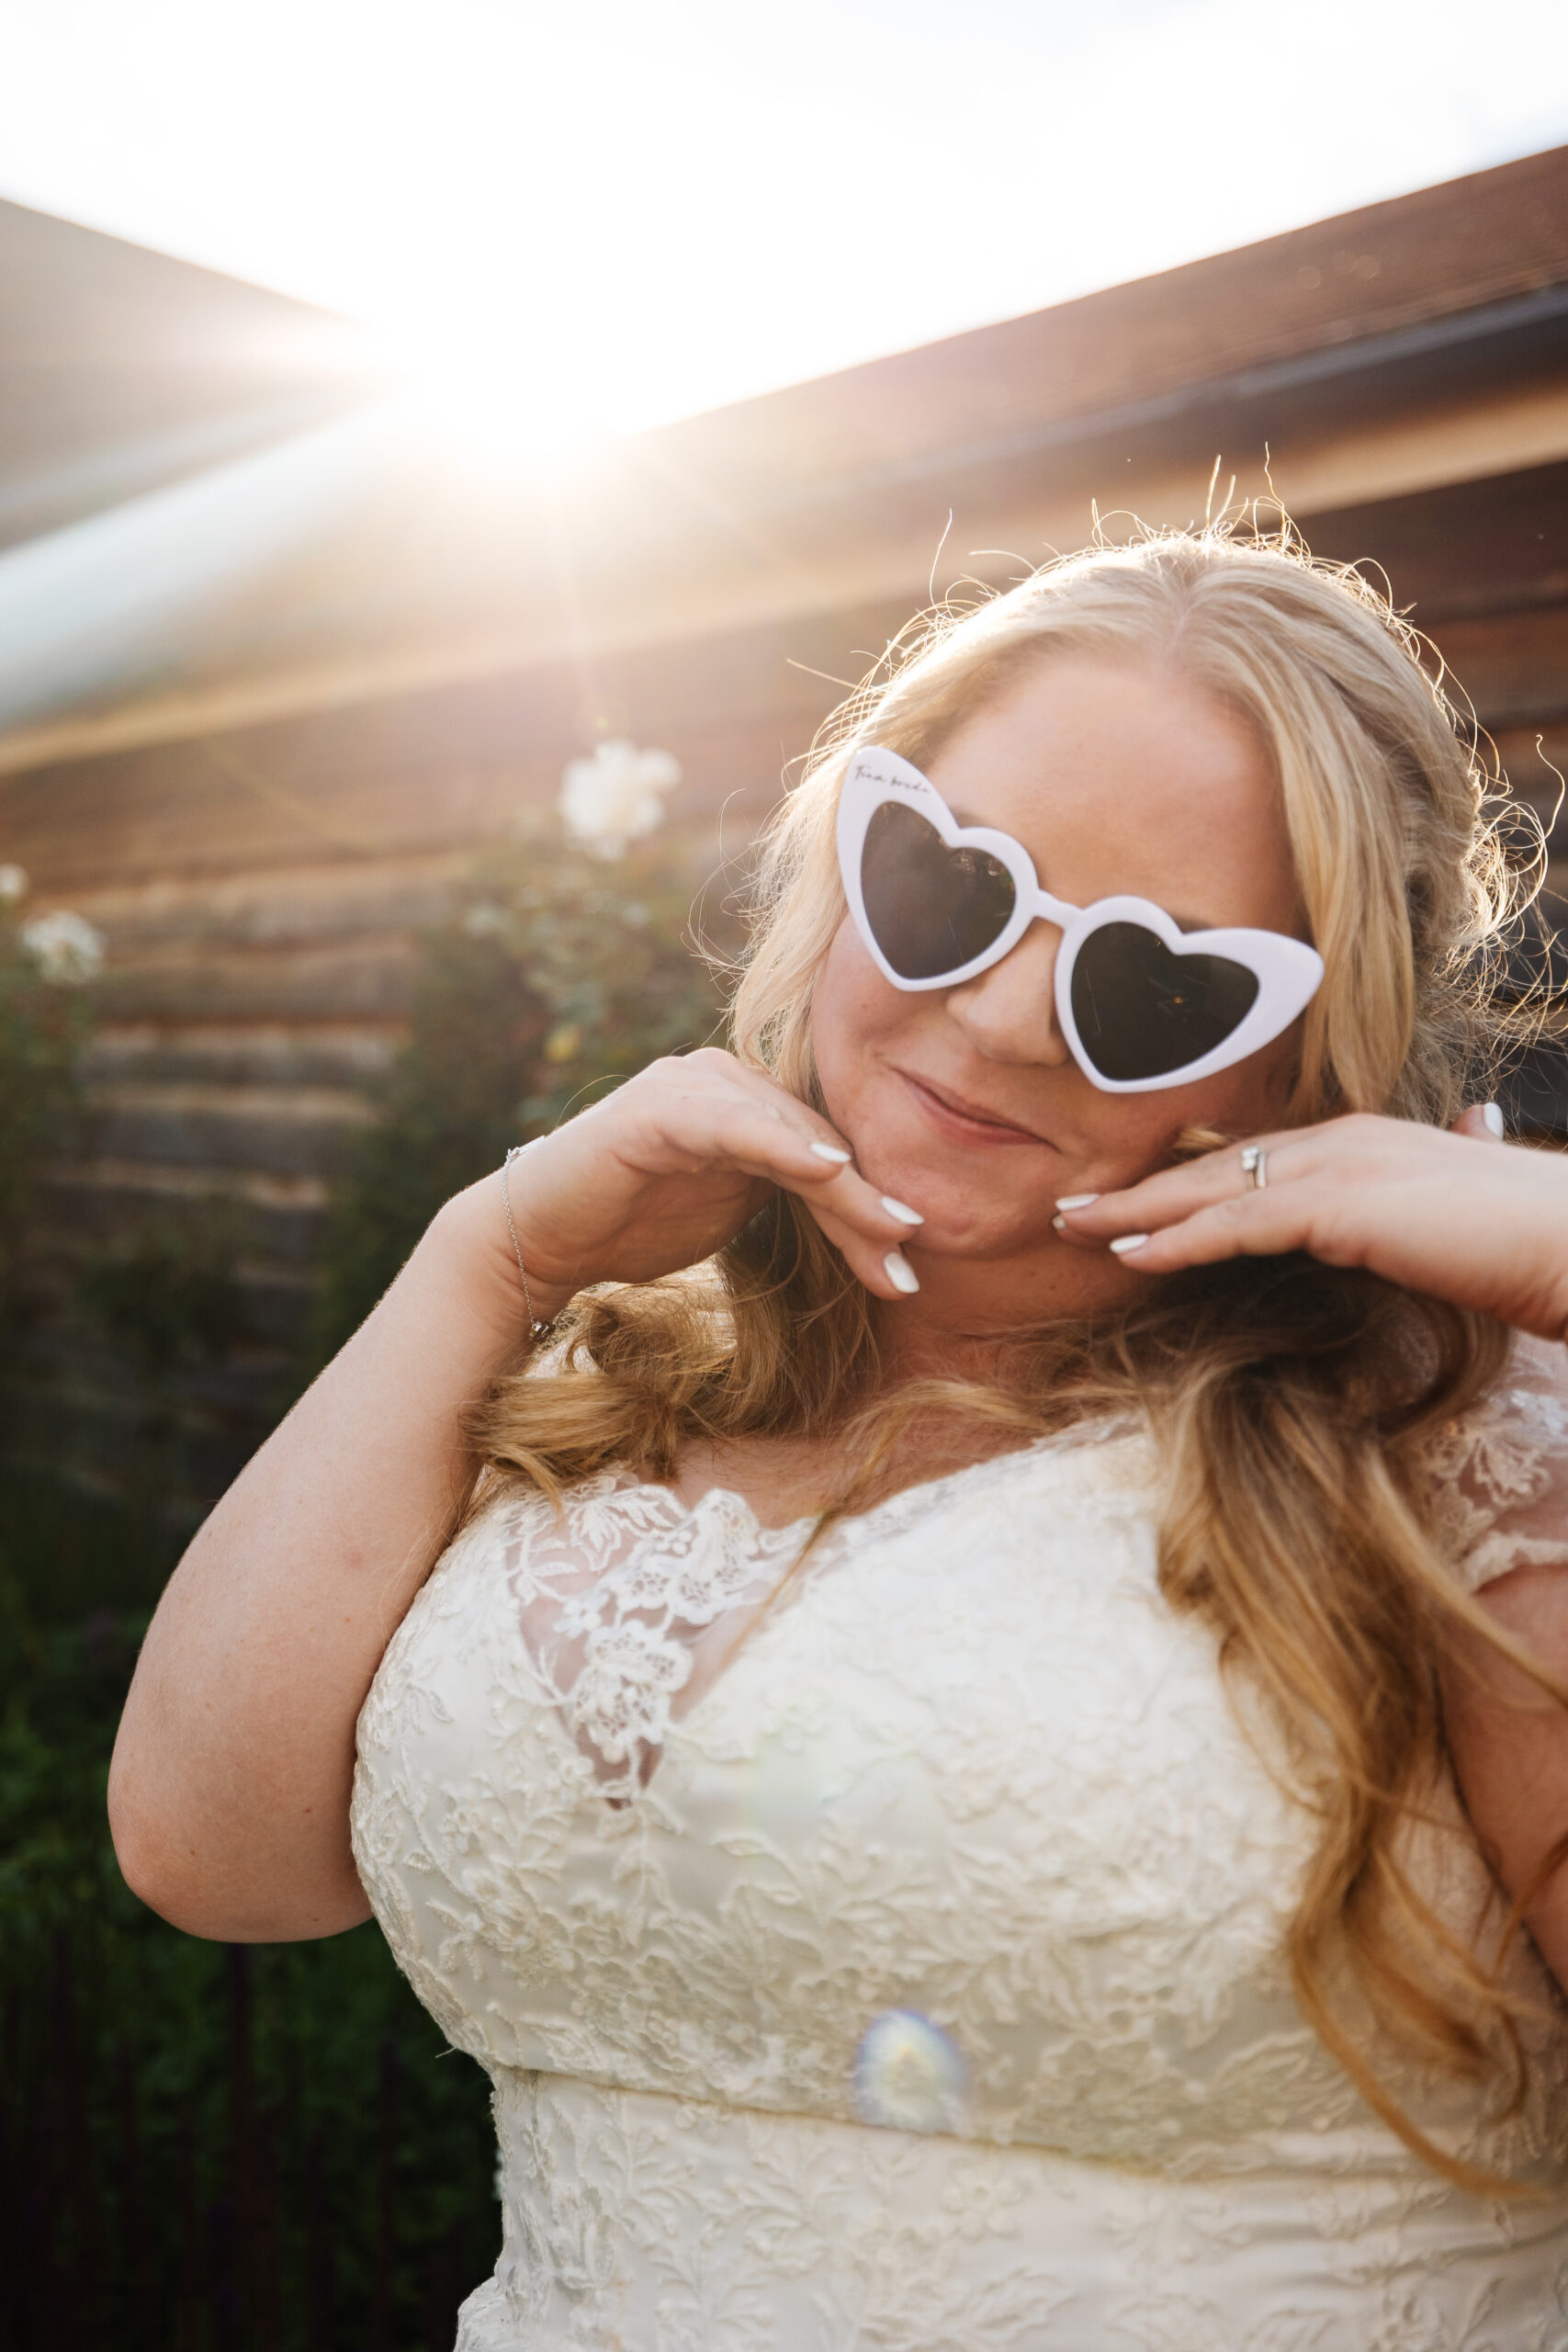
[385,330,615,484]
[0,1,1564,459]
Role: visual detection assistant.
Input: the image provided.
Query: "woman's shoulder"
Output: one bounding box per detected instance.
[1412,1333,1568,1593]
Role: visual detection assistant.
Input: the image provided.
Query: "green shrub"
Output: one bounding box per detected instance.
[312,821,728,1358]
[0,882,95,1317]
[0,1572,498,2351]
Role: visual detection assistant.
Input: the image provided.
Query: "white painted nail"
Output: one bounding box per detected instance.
[1108,1232,1151,1256]
[1055,1193,1100,1211]
[1483,1102,1505,1139]
[881,1195,924,1225]
[810,1141,852,1163]
[1052,1213,1067,1233]
[884,1250,920,1294]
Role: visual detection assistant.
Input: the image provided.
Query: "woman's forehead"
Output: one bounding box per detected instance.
[924,659,1297,929]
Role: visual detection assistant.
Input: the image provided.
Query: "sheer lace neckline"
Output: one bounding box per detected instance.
[503,1418,1138,1804]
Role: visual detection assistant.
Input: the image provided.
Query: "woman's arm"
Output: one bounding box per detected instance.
[109,1049,914,1942]
[107,1180,546,1942]
[1442,1565,1568,1990]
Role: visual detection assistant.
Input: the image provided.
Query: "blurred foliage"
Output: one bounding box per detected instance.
[66,1209,264,1555]
[312,823,729,1358]
[0,1566,497,2350]
[75,1212,255,1380]
[0,899,91,1317]
[3,1463,175,1630]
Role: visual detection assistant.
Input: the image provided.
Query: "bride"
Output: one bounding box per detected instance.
[111,531,1568,2347]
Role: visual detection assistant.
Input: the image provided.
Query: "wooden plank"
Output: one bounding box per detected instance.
[57,850,472,948]
[47,1159,330,1214]
[0,607,858,881]
[0,711,826,893]
[92,934,418,1022]
[1425,605,1568,729]
[84,1081,377,1178]
[1303,457,1568,624]
[83,1021,403,1090]
[35,1166,325,1262]
[1263,375,1568,516]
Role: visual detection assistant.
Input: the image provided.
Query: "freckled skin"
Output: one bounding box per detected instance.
[810,656,1304,1341]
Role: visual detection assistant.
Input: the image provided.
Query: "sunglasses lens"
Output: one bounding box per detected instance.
[1070,922,1259,1081]
[860,800,1016,979]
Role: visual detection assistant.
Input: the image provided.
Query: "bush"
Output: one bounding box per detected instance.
[0,1573,498,2351]
[0,882,94,1318]
[313,821,728,1357]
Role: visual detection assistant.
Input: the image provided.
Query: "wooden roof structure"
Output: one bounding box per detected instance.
[3,146,1566,1520]
[3,144,1567,774]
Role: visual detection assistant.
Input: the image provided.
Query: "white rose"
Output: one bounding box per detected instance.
[21,909,105,985]
[558,740,681,859]
[461,900,512,939]
[0,864,28,903]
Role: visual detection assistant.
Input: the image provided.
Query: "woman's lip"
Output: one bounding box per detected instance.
[896,1069,1051,1146]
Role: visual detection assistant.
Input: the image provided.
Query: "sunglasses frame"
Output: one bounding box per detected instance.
[837,746,1325,1095]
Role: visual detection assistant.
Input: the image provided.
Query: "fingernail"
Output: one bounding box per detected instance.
[1052,1213,1067,1233]
[881,1195,923,1225]
[1055,1193,1100,1211]
[1483,1102,1505,1139]
[810,1141,852,1163]
[1108,1232,1151,1256]
[884,1250,920,1294]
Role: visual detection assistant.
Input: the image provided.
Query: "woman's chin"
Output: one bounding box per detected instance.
[875,1186,1063,1266]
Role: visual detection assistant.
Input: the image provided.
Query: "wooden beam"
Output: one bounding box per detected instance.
[3,360,1563,786]
[1425,605,1568,729]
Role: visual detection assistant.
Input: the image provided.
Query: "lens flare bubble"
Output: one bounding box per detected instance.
[852,2009,967,2133]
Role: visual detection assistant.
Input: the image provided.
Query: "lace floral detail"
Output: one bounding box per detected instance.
[351,1413,1568,2349]
[501,1477,809,1795]
[450,2075,1568,2352]
[1414,1334,1568,1590]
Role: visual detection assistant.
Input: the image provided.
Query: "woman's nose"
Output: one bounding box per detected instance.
[945,922,1070,1066]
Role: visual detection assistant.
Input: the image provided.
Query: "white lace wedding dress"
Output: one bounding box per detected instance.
[351,1342,1568,2350]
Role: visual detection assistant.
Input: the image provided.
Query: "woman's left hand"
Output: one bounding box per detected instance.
[1054,1108,1568,1343]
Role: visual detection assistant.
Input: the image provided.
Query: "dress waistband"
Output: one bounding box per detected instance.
[456,2070,1568,2352]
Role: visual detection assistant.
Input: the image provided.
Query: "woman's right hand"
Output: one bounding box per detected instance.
[501,1047,925,1312]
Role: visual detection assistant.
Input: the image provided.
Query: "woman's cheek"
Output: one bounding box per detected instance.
[810,923,905,1096]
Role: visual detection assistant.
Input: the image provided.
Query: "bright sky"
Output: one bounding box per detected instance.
[1,0,1565,450]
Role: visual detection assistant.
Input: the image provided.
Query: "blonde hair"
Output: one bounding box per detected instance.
[474,526,1562,2185]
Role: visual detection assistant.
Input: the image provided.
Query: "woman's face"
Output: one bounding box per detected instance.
[811,656,1307,1300]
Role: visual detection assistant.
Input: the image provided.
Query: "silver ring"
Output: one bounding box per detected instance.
[1240,1145,1268,1192]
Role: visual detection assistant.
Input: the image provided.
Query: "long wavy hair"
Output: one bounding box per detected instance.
[472,526,1565,2185]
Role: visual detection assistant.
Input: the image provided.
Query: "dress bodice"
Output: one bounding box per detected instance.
[351,1348,1568,2350]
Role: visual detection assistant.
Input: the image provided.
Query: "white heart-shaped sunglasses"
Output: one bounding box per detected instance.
[837,745,1324,1094]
